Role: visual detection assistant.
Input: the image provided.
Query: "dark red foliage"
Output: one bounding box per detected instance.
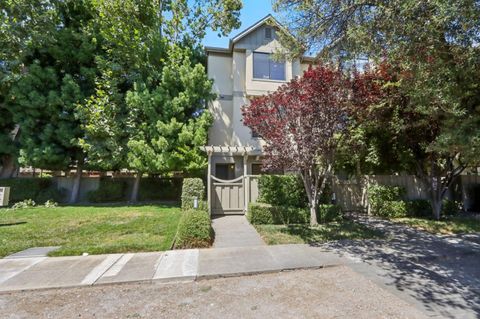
[242,63,384,173]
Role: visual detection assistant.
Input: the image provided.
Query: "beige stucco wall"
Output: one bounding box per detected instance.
[207,22,314,152]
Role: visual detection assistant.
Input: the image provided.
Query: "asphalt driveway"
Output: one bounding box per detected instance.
[318,214,480,319]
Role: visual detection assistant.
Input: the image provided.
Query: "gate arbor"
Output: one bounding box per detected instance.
[201,146,261,215]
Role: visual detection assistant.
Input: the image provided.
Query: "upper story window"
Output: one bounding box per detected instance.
[253,52,286,81]
[264,27,272,40]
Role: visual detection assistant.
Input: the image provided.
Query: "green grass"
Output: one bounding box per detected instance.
[0,204,182,257]
[394,215,480,235]
[254,220,384,245]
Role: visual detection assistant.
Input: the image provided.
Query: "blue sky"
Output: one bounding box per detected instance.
[203,0,273,48]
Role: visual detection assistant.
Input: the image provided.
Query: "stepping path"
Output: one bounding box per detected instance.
[0,245,345,292]
[211,215,265,248]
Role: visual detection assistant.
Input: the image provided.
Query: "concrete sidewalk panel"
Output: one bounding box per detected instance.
[96,252,163,284]
[0,255,120,291]
[198,246,281,278]
[81,254,123,285]
[0,257,46,285]
[153,249,198,281]
[5,247,60,259]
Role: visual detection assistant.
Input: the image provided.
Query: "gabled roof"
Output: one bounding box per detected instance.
[230,14,280,45]
[205,14,313,60]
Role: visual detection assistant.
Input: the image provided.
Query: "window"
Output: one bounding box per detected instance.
[215,163,235,180]
[253,52,285,81]
[265,27,272,40]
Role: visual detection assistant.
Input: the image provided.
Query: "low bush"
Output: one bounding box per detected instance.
[317,204,343,223]
[376,200,408,218]
[247,203,309,225]
[181,178,205,210]
[0,178,63,204]
[442,199,462,216]
[139,178,182,201]
[368,184,406,217]
[175,209,213,249]
[12,199,36,209]
[87,178,128,203]
[248,202,342,225]
[407,199,431,217]
[258,175,308,208]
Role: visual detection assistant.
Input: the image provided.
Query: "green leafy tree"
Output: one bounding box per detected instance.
[274,0,480,219]
[125,46,214,201]
[79,0,240,201]
[0,0,59,177]
[5,0,100,202]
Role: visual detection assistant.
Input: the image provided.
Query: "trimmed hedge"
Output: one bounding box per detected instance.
[258,175,308,208]
[258,174,333,207]
[0,178,64,204]
[248,202,342,225]
[247,203,308,224]
[87,178,128,202]
[175,209,213,249]
[181,178,205,210]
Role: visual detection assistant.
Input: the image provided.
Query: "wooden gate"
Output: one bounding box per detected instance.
[211,176,245,215]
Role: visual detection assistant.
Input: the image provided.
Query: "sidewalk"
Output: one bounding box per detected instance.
[211,215,265,248]
[0,245,345,293]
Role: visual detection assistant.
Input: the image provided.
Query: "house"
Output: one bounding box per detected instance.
[202,15,314,215]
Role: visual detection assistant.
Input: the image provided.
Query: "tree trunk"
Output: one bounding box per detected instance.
[0,155,16,179]
[69,164,82,204]
[431,196,442,220]
[130,172,141,203]
[310,203,318,225]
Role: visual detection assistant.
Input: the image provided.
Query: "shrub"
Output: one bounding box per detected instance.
[44,200,58,208]
[406,199,431,217]
[442,199,462,216]
[181,178,205,210]
[376,200,408,218]
[175,209,213,249]
[248,202,311,225]
[87,178,128,203]
[317,204,343,223]
[12,199,36,210]
[257,175,308,208]
[139,178,182,201]
[368,185,406,215]
[0,178,62,204]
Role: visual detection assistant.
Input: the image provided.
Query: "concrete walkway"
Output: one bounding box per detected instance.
[0,245,344,293]
[212,215,265,248]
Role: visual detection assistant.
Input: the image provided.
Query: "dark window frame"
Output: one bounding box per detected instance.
[253,52,286,81]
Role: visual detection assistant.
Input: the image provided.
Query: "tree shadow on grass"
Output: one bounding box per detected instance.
[0,221,27,227]
[278,220,384,244]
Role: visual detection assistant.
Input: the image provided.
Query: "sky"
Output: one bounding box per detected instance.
[202,0,273,48]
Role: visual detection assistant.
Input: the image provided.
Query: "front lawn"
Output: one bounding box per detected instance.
[393,215,480,235]
[254,220,384,245]
[0,204,182,257]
